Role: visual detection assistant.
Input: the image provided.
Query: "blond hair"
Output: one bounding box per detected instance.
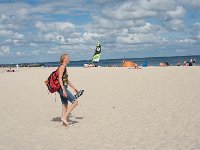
[60,53,68,64]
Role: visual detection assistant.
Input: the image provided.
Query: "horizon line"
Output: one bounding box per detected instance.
[0,54,199,65]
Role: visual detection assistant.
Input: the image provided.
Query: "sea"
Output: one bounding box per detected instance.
[42,55,200,67]
[1,55,199,67]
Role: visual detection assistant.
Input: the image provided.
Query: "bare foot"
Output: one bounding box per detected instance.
[62,122,68,126]
[61,117,68,126]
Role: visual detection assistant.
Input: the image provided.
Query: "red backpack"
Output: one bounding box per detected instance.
[45,68,60,93]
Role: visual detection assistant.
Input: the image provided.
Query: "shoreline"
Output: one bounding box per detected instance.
[0,55,199,67]
[1,65,200,73]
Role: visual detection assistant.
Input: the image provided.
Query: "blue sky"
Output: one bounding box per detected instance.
[0,0,200,64]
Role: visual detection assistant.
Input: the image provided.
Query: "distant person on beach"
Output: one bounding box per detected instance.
[160,62,164,66]
[189,59,193,66]
[192,58,196,65]
[177,61,181,66]
[84,63,95,68]
[142,61,148,67]
[16,64,19,71]
[160,62,171,67]
[5,67,15,72]
[189,58,196,66]
[58,54,79,126]
[183,61,189,66]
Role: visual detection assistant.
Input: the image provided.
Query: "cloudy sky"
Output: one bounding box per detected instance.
[0,0,200,64]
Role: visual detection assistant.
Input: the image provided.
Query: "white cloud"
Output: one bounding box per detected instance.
[31,50,40,55]
[0,46,10,56]
[189,0,200,9]
[13,32,24,39]
[196,32,200,40]
[102,2,157,20]
[35,21,75,33]
[179,38,196,44]
[37,33,66,44]
[0,3,30,15]
[128,23,165,34]
[4,39,20,46]
[16,8,30,20]
[0,30,24,40]
[168,19,184,30]
[47,47,61,54]
[16,51,29,57]
[35,21,47,31]
[177,0,200,10]
[35,21,76,44]
[0,14,9,21]
[29,43,38,47]
[194,22,200,29]
[31,4,54,14]
[0,15,19,30]
[93,0,124,4]
[0,30,13,37]
[16,52,22,56]
[139,0,176,11]
[116,33,163,45]
[167,6,186,18]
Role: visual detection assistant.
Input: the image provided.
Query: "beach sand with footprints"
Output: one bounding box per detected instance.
[0,67,200,150]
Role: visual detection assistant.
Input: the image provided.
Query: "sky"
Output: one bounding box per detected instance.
[0,0,200,64]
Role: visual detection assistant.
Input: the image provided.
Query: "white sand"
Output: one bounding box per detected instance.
[0,67,200,150]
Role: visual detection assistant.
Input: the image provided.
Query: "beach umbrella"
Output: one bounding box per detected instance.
[122,60,137,67]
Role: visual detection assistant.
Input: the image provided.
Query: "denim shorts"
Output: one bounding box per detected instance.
[58,86,76,105]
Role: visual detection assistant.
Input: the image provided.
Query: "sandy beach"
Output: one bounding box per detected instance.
[0,67,200,150]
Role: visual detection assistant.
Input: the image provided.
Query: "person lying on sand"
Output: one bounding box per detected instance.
[183,61,189,66]
[3,67,16,72]
[6,69,15,72]
[160,62,171,67]
[128,64,142,69]
[84,63,95,68]
[58,54,79,126]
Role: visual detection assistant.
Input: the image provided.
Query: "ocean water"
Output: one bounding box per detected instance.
[42,55,200,67]
[1,55,199,67]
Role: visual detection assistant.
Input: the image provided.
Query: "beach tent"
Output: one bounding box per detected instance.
[122,60,137,67]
